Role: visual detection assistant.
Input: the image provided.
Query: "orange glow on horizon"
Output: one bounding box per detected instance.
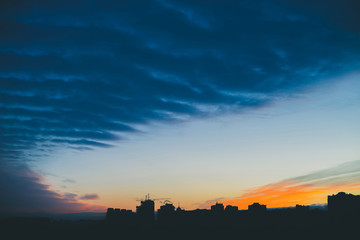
[221,181,360,210]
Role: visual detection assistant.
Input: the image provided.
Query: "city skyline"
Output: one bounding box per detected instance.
[1,0,360,215]
[2,191,359,239]
[106,191,359,213]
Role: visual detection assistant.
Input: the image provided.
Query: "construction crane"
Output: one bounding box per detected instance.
[135,193,171,203]
[136,193,172,204]
[158,199,173,205]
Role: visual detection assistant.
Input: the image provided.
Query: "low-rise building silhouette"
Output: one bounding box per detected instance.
[295,204,310,212]
[106,208,135,222]
[158,203,176,221]
[248,202,267,213]
[211,202,225,215]
[225,205,239,214]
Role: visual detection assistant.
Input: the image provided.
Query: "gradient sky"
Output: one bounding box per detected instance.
[1,0,360,214]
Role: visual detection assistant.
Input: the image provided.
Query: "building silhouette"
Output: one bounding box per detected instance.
[157,203,176,221]
[295,204,310,213]
[211,202,225,215]
[328,192,360,214]
[136,194,155,221]
[176,203,184,213]
[248,202,267,213]
[106,208,135,223]
[225,205,239,215]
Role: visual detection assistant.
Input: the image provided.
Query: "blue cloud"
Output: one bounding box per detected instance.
[1,0,360,162]
[0,161,89,214]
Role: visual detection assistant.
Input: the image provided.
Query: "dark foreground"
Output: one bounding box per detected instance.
[1,212,358,240]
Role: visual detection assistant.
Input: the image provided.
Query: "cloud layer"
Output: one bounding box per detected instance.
[0,161,105,215]
[222,160,360,209]
[1,0,360,161]
[80,194,100,200]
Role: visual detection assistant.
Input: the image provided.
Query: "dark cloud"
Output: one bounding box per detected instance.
[80,194,100,200]
[1,0,360,161]
[0,161,103,215]
[63,192,78,201]
[275,0,360,34]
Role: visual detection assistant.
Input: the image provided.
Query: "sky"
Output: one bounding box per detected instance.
[0,0,360,214]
